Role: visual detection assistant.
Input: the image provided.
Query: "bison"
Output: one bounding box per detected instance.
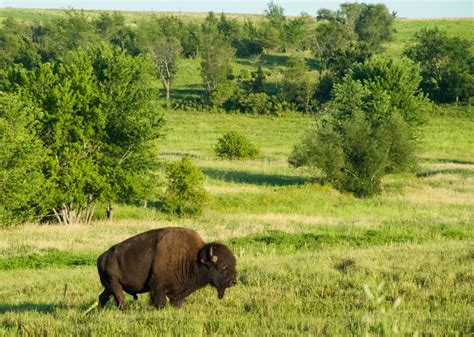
[97,227,237,309]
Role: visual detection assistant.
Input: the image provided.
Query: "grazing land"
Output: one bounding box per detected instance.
[0,104,473,335]
[0,8,473,336]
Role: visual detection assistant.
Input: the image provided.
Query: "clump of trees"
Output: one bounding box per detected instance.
[1,45,164,225]
[404,27,474,103]
[289,57,428,197]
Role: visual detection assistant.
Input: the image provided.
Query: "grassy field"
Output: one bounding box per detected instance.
[0,104,473,335]
[0,8,473,336]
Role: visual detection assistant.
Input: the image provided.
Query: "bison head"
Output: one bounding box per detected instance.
[199,243,237,299]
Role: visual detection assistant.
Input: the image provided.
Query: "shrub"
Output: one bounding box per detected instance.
[162,157,208,217]
[239,93,272,115]
[215,131,259,160]
[290,57,425,197]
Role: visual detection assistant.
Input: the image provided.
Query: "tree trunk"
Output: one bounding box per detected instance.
[52,202,95,225]
[106,204,113,222]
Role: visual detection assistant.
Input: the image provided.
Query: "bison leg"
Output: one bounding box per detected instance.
[99,289,111,308]
[150,289,166,309]
[169,296,184,308]
[110,280,126,310]
[168,291,187,308]
[150,287,166,309]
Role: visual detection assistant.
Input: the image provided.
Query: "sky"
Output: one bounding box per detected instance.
[1,1,473,18]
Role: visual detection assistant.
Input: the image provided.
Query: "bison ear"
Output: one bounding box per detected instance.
[199,245,211,264]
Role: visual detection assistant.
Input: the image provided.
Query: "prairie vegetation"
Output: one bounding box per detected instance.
[0,4,473,336]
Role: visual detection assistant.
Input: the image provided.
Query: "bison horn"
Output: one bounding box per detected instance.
[209,246,218,263]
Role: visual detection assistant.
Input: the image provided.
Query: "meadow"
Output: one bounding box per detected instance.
[0,104,473,336]
[0,9,473,336]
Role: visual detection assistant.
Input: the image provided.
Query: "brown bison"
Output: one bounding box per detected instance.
[97,227,237,309]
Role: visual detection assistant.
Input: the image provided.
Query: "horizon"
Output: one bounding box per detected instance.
[1,1,473,19]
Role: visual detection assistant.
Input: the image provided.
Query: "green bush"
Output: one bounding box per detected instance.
[162,157,208,217]
[290,57,425,197]
[215,131,259,160]
[239,93,273,115]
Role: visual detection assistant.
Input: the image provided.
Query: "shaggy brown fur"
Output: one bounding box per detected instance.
[97,227,237,309]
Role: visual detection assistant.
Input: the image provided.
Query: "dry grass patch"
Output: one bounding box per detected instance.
[398,185,474,205]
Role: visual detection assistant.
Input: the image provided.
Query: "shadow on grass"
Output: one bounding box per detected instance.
[417,168,474,178]
[305,58,320,72]
[0,302,63,314]
[436,159,474,165]
[169,86,205,101]
[422,158,474,165]
[261,54,289,68]
[202,167,318,186]
[235,58,257,67]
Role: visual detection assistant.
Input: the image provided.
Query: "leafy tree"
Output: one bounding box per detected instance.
[279,57,316,113]
[162,157,208,217]
[238,66,266,94]
[329,43,372,79]
[313,3,394,73]
[312,17,355,74]
[200,21,235,99]
[0,18,40,69]
[89,45,164,204]
[35,10,100,62]
[284,13,313,51]
[404,27,474,103]
[93,12,140,55]
[261,1,286,51]
[314,73,334,104]
[0,92,48,226]
[349,57,428,128]
[250,66,266,93]
[138,17,183,101]
[290,57,427,197]
[4,45,164,224]
[181,21,202,58]
[354,4,395,52]
[217,12,241,41]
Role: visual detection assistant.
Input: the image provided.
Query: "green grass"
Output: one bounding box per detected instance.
[384,18,474,57]
[0,242,471,335]
[0,105,473,335]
